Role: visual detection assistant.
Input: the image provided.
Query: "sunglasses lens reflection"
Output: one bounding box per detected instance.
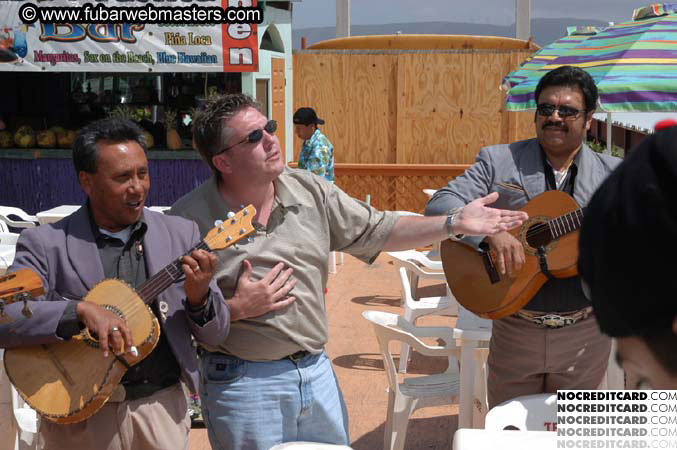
[265,120,278,134]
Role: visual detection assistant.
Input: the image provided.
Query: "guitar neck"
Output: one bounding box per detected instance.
[135,241,211,304]
[548,207,586,239]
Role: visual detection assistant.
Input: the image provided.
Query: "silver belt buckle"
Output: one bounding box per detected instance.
[535,314,569,328]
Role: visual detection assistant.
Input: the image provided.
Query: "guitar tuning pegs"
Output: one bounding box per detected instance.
[11,292,32,318]
[226,212,235,219]
[18,293,32,318]
[22,303,33,318]
[214,219,224,226]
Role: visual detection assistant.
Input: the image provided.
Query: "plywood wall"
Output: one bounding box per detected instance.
[293,49,536,164]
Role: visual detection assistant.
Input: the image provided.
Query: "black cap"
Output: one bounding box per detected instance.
[293,107,325,126]
[579,125,677,338]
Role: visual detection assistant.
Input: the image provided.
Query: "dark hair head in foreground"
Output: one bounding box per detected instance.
[579,125,677,380]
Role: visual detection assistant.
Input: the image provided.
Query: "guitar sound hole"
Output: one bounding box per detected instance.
[525,221,552,249]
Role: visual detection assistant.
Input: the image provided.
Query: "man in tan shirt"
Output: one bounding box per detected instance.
[170,93,527,450]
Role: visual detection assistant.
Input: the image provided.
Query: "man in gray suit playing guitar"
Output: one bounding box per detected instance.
[426,66,621,408]
[0,118,230,450]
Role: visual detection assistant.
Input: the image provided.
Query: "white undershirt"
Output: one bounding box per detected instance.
[552,167,570,189]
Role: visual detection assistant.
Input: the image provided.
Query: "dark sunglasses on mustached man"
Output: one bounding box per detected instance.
[217,120,278,154]
[536,103,585,119]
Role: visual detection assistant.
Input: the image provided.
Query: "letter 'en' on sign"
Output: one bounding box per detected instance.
[222,0,259,72]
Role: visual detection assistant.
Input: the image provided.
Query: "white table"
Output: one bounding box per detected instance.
[453,305,492,429]
[453,429,556,450]
[37,205,169,225]
[36,205,80,225]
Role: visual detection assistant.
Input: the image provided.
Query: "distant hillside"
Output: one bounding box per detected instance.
[292,18,610,49]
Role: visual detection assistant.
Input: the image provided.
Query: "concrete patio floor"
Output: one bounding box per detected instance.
[189,251,458,450]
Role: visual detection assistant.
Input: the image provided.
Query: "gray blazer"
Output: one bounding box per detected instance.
[0,207,230,393]
[425,138,621,312]
[426,138,621,249]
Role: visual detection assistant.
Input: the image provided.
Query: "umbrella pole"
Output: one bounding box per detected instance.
[606,112,612,155]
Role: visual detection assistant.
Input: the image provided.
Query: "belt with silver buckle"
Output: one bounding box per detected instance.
[286,350,311,362]
[514,306,593,329]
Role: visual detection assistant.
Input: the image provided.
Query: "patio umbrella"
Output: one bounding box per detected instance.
[501,25,601,95]
[504,3,677,113]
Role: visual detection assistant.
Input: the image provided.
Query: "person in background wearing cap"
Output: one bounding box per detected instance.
[426,66,622,409]
[293,107,335,182]
[579,124,677,390]
[169,93,528,450]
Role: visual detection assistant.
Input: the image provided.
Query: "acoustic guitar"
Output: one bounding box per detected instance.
[4,205,256,424]
[441,190,583,320]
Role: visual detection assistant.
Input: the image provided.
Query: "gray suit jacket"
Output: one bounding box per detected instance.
[0,207,230,393]
[425,138,621,311]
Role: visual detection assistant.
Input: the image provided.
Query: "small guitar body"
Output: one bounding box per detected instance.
[4,205,256,423]
[441,190,581,320]
[4,279,159,423]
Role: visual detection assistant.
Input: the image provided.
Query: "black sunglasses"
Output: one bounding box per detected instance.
[536,103,585,119]
[216,120,277,154]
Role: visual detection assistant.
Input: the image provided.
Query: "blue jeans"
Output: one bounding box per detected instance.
[199,351,350,450]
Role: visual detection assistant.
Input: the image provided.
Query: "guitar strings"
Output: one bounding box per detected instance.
[116,229,243,318]
[524,209,584,240]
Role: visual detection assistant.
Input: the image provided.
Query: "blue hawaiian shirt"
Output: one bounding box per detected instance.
[298,128,335,182]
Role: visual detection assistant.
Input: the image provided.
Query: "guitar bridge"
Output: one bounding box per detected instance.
[479,242,500,284]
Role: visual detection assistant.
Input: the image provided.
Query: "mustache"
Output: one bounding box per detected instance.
[542,121,568,131]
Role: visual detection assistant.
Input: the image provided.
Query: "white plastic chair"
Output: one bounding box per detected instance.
[0,221,8,233]
[0,232,19,276]
[0,207,37,229]
[0,232,19,245]
[484,393,557,431]
[387,251,458,373]
[268,443,353,449]
[387,249,443,301]
[11,387,39,449]
[362,310,461,450]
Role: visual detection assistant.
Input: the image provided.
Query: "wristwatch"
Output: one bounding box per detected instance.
[445,207,465,241]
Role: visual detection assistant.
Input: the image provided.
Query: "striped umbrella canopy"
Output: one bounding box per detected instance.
[502,26,601,91]
[505,3,677,112]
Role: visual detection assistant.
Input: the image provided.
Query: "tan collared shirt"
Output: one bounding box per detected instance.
[170,168,398,360]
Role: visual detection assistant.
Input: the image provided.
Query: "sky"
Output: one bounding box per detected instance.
[292,0,660,29]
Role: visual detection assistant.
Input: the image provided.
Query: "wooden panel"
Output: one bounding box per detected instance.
[294,49,535,165]
[396,52,533,164]
[293,53,397,163]
[512,111,536,142]
[271,58,286,162]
